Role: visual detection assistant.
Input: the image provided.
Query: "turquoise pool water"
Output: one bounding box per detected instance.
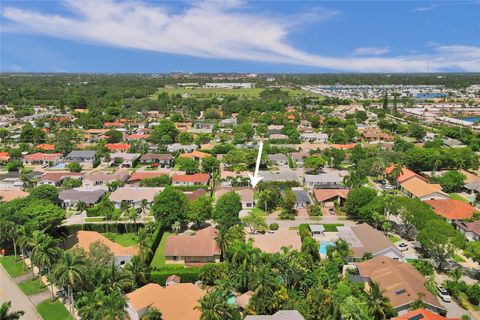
[227,295,236,305]
[319,241,335,254]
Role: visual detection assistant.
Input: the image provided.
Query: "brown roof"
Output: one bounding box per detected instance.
[215,187,254,203]
[184,189,208,201]
[172,173,209,183]
[455,220,480,236]
[74,231,139,257]
[127,172,169,183]
[356,256,443,310]
[0,190,29,202]
[109,187,162,203]
[139,153,173,161]
[313,189,349,202]
[248,229,301,254]
[84,170,129,183]
[39,172,83,182]
[339,223,399,258]
[459,170,480,184]
[400,177,447,198]
[385,165,425,184]
[425,199,478,220]
[163,227,220,258]
[126,283,205,320]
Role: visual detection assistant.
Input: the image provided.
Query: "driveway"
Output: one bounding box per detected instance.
[0,265,42,320]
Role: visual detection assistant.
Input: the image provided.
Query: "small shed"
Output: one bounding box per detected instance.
[165,274,181,287]
[308,224,325,236]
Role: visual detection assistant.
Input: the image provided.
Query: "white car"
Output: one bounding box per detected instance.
[398,242,408,252]
[385,185,395,190]
[436,285,451,303]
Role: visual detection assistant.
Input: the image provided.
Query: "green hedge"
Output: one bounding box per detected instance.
[146,226,164,264]
[151,267,201,285]
[62,223,141,235]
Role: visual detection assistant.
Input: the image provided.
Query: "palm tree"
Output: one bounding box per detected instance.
[125,256,149,289]
[0,220,18,259]
[137,228,152,263]
[102,261,133,294]
[450,268,463,282]
[0,302,24,320]
[196,290,239,320]
[366,282,392,320]
[140,199,148,216]
[31,232,61,300]
[76,200,87,214]
[77,289,104,320]
[53,251,86,316]
[98,290,127,320]
[127,207,140,235]
[389,164,403,185]
[17,227,30,271]
[141,307,163,320]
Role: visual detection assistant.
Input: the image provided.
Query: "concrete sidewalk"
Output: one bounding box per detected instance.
[0,265,42,320]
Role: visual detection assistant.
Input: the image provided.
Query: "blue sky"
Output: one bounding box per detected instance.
[1,0,479,73]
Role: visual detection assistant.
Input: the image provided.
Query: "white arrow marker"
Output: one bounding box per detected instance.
[248,141,264,188]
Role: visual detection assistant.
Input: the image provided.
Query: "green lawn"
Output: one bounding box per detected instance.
[322,224,344,232]
[453,254,466,263]
[18,278,47,296]
[84,217,105,222]
[449,193,469,203]
[0,256,28,277]
[151,87,323,99]
[37,300,72,320]
[103,232,139,247]
[150,232,170,268]
[388,234,401,243]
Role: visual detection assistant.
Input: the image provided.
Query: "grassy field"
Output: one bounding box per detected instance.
[104,232,139,247]
[0,256,27,277]
[449,193,469,203]
[84,217,105,222]
[18,278,47,295]
[151,86,322,99]
[150,232,170,268]
[322,224,344,232]
[37,300,72,320]
[388,234,401,243]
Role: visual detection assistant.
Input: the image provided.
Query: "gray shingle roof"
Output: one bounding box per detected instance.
[66,150,96,158]
[58,189,106,204]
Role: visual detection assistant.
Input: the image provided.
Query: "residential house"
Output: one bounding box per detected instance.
[109,187,163,208]
[127,172,171,186]
[245,311,305,320]
[58,189,106,209]
[248,229,301,254]
[0,172,24,190]
[268,153,288,166]
[0,152,10,163]
[385,165,426,185]
[258,170,299,183]
[361,128,394,142]
[67,231,139,266]
[84,129,109,142]
[455,220,480,241]
[395,308,461,320]
[179,150,210,163]
[443,138,465,148]
[400,177,449,201]
[125,283,205,320]
[184,189,208,201]
[171,173,209,186]
[163,227,221,265]
[167,143,198,153]
[268,125,284,135]
[355,256,444,313]
[425,199,478,223]
[38,172,83,186]
[35,143,55,151]
[126,134,150,141]
[300,132,328,143]
[65,150,96,164]
[82,170,129,188]
[338,223,404,261]
[269,133,289,140]
[220,117,237,127]
[0,190,29,202]
[106,143,130,153]
[313,189,349,207]
[215,187,255,209]
[304,173,343,189]
[290,151,308,167]
[23,152,63,165]
[139,153,173,168]
[292,188,313,208]
[109,153,140,167]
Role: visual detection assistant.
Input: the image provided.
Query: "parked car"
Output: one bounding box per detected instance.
[436,285,451,302]
[398,242,408,252]
[385,185,395,190]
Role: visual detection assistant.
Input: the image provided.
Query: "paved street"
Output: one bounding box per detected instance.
[0,265,42,320]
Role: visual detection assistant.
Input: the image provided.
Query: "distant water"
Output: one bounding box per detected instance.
[415,93,448,99]
[462,117,480,123]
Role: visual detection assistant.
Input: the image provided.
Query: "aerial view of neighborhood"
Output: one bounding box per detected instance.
[1,1,480,320]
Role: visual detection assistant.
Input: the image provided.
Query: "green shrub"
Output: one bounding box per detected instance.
[299,224,311,239]
[308,205,323,216]
[269,223,279,231]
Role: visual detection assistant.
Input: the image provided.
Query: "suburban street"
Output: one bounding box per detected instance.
[0,265,42,320]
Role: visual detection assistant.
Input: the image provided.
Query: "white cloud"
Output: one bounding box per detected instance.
[1,0,480,72]
[353,47,390,56]
[413,4,438,12]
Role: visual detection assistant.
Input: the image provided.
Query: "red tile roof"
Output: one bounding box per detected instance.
[385,165,425,183]
[313,189,350,202]
[330,143,356,150]
[0,152,10,161]
[172,173,209,183]
[104,121,124,128]
[178,150,210,159]
[106,143,130,151]
[127,133,150,140]
[24,153,62,161]
[35,143,55,151]
[127,172,169,183]
[395,309,460,320]
[425,199,478,220]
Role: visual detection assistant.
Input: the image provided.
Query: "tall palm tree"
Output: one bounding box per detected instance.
[31,231,61,300]
[77,289,104,320]
[0,220,18,259]
[0,302,24,320]
[98,290,127,320]
[137,228,152,263]
[127,207,140,235]
[196,290,239,320]
[17,227,30,271]
[124,256,149,289]
[101,261,133,294]
[389,164,403,185]
[450,268,463,282]
[366,282,391,320]
[76,200,87,214]
[140,199,148,216]
[53,251,86,316]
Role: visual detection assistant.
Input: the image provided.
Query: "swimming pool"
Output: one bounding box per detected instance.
[227,295,236,305]
[319,241,335,255]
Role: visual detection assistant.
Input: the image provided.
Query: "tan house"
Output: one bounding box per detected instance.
[125,283,205,320]
[400,176,449,201]
[355,256,444,313]
[163,227,221,266]
[215,187,255,209]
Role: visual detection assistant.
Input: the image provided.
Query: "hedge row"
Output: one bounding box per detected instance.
[62,223,141,235]
[150,267,201,285]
